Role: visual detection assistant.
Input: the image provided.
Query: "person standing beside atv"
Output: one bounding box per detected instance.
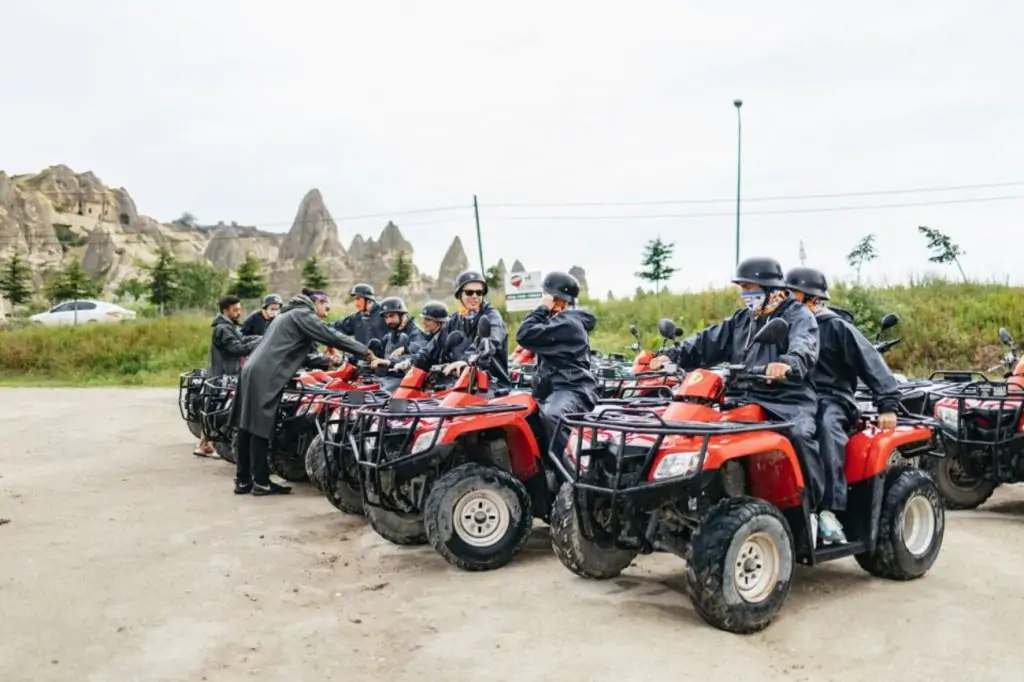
[194,296,262,457]
[233,289,375,496]
[331,283,388,347]
[785,266,901,546]
[515,271,598,456]
[405,270,510,385]
[240,294,282,336]
[649,257,825,538]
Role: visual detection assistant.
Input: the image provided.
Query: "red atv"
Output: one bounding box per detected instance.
[923,327,1024,509]
[597,321,684,400]
[548,318,944,634]
[354,317,558,571]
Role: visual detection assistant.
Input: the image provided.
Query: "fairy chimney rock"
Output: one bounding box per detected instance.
[569,265,589,299]
[279,189,346,262]
[438,236,470,282]
[378,221,414,255]
[348,234,368,259]
[510,259,526,273]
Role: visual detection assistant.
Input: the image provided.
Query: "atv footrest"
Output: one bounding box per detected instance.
[810,540,868,565]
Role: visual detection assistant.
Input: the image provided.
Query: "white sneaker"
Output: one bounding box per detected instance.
[818,510,848,545]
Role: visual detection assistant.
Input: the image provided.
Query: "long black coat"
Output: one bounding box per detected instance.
[235,295,368,439]
[411,304,510,385]
[207,314,261,378]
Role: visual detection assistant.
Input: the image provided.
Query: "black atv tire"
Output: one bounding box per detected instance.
[305,434,328,492]
[366,506,427,545]
[314,435,363,516]
[423,463,533,571]
[186,419,203,439]
[920,455,997,510]
[855,466,944,580]
[214,430,237,464]
[268,448,308,483]
[684,497,794,635]
[549,482,637,579]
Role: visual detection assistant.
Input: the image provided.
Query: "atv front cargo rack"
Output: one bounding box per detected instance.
[198,374,238,443]
[933,381,1024,477]
[178,369,207,422]
[597,371,678,400]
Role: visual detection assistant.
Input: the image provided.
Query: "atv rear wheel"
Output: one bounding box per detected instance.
[921,454,997,510]
[268,448,308,482]
[685,497,794,635]
[366,506,427,545]
[855,466,944,580]
[550,482,637,579]
[424,463,532,571]
[214,429,237,464]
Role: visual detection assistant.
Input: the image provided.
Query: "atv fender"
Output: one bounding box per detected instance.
[443,393,541,480]
[845,424,935,483]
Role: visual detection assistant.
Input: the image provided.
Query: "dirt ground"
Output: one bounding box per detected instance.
[1,388,1023,682]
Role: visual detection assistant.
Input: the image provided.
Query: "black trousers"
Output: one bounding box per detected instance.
[539,390,595,458]
[815,399,853,512]
[235,428,271,486]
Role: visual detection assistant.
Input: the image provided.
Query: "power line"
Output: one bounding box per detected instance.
[484,181,1024,208]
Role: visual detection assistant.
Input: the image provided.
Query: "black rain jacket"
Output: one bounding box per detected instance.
[515,306,598,402]
[208,314,261,378]
[411,303,510,386]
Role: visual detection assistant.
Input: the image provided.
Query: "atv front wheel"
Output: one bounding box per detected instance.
[319,437,363,515]
[186,419,203,439]
[921,454,997,510]
[268,448,308,482]
[855,466,944,580]
[550,482,637,579]
[305,434,328,492]
[366,506,427,545]
[685,497,794,635]
[214,429,237,464]
[424,463,533,571]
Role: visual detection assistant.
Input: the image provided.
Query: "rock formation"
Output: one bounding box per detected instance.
[438,236,470,287]
[569,265,589,299]
[510,259,526,273]
[278,189,346,262]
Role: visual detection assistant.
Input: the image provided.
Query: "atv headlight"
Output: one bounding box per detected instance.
[651,451,701,480]
[934,405,959,431]
[411,428,447,454]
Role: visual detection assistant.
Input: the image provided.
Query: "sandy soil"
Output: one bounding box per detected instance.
[1,388,1023,682]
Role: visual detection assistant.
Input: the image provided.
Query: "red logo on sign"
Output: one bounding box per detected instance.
[510,275,523,289]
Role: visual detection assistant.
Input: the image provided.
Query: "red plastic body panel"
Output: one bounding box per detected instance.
[673,368,724,401]
[438,391,541,480]
[845,424,935,482]
[631,350,655,374]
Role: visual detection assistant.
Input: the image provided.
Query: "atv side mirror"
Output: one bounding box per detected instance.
[477,316,492,339]
[880,313,900,332]
[445,330,465,350]
[751,318,790,347]
[657,318,677,340]
[628,324,639,338]
[674,328,684,338]
[999,327,1014,347]
[367,339,384,356]
[397,333,409,349]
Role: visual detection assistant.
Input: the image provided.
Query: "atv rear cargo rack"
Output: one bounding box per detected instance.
[597,371,678,400]
[933,381,1024,476]
[198,374,238,443]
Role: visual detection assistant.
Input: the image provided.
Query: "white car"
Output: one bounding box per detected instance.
[30,300,138,325]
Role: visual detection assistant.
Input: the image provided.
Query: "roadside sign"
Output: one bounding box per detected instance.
[504,271,544,312]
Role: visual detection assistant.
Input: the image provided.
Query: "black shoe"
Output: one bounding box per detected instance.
[252,481,292,496]
[234,481,253,495]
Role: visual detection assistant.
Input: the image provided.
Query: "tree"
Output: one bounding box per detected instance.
[484,265,503,291]
[228,252,267,300]
[635,237,678,294]
[388,251,414,287]
[115,277,148,301]
[145,245,179,314]
[176,212,199,228]
[846,234,878,283]
[918,225,967,282]
[173,261,228,310]
[44,259,101,304]
[0,248,34,306]
[301,256,329,290]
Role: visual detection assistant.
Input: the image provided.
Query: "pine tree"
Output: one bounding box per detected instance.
[229,252,267,300]
[301,256,330,290]
[635,237,678,294]
[0,248,34,306]
[388,251,414,287]
[484,265,503,291]
[145,245,179,313]
[44,259,101,304]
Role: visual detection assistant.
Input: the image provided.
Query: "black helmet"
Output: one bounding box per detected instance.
[732,257,785,289]
[420,300,450,322]
[378,296,407,314]
[454,270,488,299]
[784,267,830,300]
[542,271,580,303]
[262,293,282,308]
[349,283,375,300]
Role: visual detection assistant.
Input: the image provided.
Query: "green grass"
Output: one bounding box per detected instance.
[1,280,1021,387]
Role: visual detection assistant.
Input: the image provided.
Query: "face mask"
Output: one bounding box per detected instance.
[741,291,765,311]
[266,309,278,318]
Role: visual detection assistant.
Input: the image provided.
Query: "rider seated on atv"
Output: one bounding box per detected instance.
[785,266,902,546]
[331,283,389,353]
[649,257,829,543]
[240,294,283,337]
[401,270,511,386]
[515,271,598,456]
[369,297,428,384]
[195,295,262,457]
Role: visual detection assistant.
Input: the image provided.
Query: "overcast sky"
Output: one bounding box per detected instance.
[2,1,1021,296]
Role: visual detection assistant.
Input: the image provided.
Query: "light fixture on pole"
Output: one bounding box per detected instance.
[733,99,743,268]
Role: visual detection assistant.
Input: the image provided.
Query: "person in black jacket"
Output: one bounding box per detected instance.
[418,300,450,339]
[515,271,598,456]
[232,289,374,496]
[195,295,261,457]
[369,296,429,389]
[240,294,282,336]
[649,257,825,540]
[785,266,902,545]
[405,270,510,386]
[331,283,389,350]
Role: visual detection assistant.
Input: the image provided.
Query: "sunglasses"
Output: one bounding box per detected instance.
[462,290,485,297]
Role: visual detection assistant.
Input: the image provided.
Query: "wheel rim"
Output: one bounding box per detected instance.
[452,489,511,548]
[946,456,984,490]
[900,494,936,557]
[733,532,780,603]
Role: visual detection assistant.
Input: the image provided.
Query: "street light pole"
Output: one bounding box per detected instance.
[733,99,743,268]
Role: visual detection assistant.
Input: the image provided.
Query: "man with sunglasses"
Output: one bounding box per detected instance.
[404,270,510,386]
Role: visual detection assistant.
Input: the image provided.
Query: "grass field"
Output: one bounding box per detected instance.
[1,280,1021,386]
